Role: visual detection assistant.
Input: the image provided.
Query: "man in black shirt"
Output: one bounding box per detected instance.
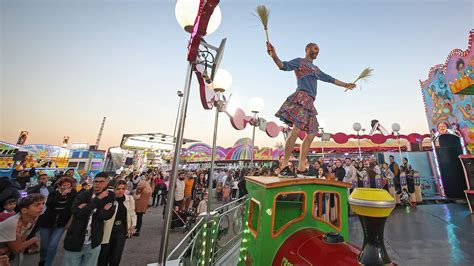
[334,159,346,182]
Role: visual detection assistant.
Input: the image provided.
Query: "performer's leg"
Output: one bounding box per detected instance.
[282,127,300,168]
[298,133,315,171]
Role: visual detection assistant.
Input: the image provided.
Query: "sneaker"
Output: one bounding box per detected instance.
[278,166,296,178]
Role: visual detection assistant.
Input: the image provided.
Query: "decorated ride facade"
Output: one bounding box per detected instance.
[420,30,474,199]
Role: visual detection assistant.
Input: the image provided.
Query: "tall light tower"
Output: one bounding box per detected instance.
[95,117,106,149]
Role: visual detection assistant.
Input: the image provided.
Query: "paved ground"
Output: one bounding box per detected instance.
[348,203,474,266]
[24,202,474,266]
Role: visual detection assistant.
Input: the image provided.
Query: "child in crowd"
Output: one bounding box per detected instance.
[222,185,231,203]
[0,199,17,222]
[399,188,414,207]
[196,194,208,215]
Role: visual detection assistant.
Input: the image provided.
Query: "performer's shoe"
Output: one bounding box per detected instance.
[278,166,296,178]
[296,169,310,177]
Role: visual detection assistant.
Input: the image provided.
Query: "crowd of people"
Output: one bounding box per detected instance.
[0,154,417,266]
[0,168,165,266]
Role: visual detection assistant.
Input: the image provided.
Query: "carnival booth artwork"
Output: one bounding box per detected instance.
[420,30,474,198]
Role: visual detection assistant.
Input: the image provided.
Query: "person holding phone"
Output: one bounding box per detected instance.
[37,176,76,266]
[98,180,136,266]
[62,172,115,266]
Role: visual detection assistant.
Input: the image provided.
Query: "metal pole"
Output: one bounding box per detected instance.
[173,94,183,138]
[203,94,220,265]
[158,62,193,265]
[250,112,257,170]
[207,99,220,214]
[321,129,325,160]
[397,133,403,163]
[357,132,362,160]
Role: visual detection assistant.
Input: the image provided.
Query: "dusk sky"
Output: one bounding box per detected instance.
[1,0,473,150]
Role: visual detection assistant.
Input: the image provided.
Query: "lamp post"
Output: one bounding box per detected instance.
[159,1,222,265]
[353,122,363,160]
[319,120,326,160]
[173,90,184,138]
[207,68,232,216]
[248,97,264,169]
[392,123,403,162]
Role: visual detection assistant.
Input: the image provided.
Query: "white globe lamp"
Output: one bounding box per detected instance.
[175,0,222,35]
[248,97,264,113]
[211,68,232,92]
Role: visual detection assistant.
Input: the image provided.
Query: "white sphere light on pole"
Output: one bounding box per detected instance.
[391,123,401,132]
[248,97,264,113]
[353,122,362,132]
[175,0,222,35]
[212,68,232,92]
[319,119,327,129]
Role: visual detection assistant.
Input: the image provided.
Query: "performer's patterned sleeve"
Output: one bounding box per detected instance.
[315,67,336,83]
[281,58,301,71]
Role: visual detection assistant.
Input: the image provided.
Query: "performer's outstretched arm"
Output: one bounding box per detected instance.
[334,79,356,90]
[266,42,284,69]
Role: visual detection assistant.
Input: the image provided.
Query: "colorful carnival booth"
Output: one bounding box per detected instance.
[420,30,474,199]
[0,141,104,178]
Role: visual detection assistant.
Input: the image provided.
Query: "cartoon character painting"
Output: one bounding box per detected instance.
[420,30,474,154]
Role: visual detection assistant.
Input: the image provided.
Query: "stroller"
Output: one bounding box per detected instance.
[171,207,197,232]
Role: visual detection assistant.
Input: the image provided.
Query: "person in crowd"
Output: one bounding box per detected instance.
[131,172,141,193]
[307,160,319,176]
[381,162,394,190]
[65,169,75,180]
[319,157,328,171]
[0,194,44,266]
[78,182,91,192]
[343,158,357,185]
[0,177,20,212]
[325,165,335,180]
[196,193,208,215]
[222,185,231,203]
[0,199,17,222]
[62,172,116,266]
[231,177,239,200]
[152,172,166,207]
[316,167,326,179]
[192,172,207,202]
[183,173,194,210]
[146,173,155,207]
[367,162,377,188]
[27,174,52,198]
[174,172,185,209]
[15,171,30,191]
[98,180,136,266]
[333,159,346,182]
[388,155,401,193]
[355,161,366,187]
[125,176,133,194]
[133,176,151,237]
[327,159,335,171]
[37,176,76,266]
[400,157,412,173]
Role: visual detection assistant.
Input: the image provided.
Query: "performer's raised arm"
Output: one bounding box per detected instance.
[266,42,284,70]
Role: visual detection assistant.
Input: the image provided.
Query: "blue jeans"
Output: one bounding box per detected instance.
[63,244,101,266]
[39,227,66,266]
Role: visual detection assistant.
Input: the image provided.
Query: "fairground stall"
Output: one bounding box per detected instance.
[420,30,474,199]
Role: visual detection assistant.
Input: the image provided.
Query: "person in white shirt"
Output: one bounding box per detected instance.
[343,158,357,185]
[174,172,185,210]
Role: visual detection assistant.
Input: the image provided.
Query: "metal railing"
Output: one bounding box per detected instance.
[166,196,248,265]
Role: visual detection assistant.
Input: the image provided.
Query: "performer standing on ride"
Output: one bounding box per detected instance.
[266,41,356,177]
